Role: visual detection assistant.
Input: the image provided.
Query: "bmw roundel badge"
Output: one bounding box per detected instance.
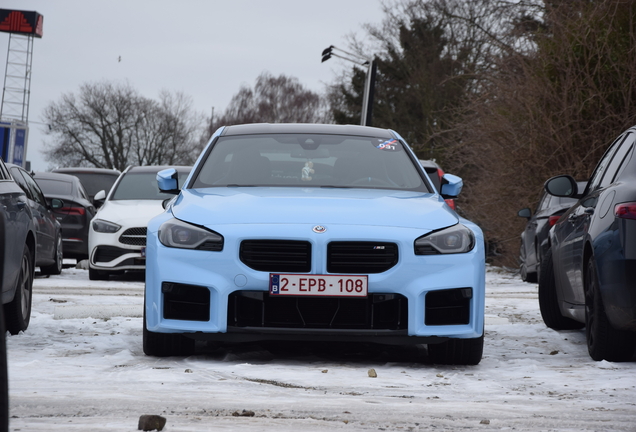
[312,225,327,233]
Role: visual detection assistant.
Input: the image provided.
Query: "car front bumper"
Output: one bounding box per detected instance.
[88,230,146,272]
[145,221,486,345]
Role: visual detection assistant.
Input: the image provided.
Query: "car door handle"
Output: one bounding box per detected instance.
[568,208,594,222]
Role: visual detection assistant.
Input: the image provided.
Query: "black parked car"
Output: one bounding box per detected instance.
[517,183,584,282]
[52,167,120,204]
[0,158,36,335]
[33,172,96,261]
[539,125,636,361]
[7,165,64,275]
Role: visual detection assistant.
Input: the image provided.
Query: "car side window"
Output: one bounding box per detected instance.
[20,170,47,206]
[598,132,635,188]
[587,133,628,192]
[535,192,549,212]
[0,160,9,180]
[78,182,90,201]
[608,136,635,184]
[9,167,34,200]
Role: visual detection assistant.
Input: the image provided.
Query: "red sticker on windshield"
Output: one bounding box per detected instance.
[376,139,399,151]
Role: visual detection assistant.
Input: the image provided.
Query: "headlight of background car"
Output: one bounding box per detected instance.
[92,219,121,233]
[414,223,475,255]
[159,218,224,251]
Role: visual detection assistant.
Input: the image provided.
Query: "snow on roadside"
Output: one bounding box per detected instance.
[4,266,636,431]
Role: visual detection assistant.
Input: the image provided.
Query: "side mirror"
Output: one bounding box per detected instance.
[50,198,64,210]
[440,173,463,199]
[544,175,579,198]
[517,208,531,219]
[93,190,106,208]
[157,168,179,195]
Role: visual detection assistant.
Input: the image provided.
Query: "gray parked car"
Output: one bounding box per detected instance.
[0,158,36,334]
[7,164,64,275]
[517,182,585,282]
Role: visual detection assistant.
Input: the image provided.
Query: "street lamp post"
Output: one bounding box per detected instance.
[321,45,376,127]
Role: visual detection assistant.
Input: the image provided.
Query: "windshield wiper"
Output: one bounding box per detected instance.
[320,185,353,189]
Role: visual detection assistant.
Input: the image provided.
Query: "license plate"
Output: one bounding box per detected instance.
[269,274,368,297]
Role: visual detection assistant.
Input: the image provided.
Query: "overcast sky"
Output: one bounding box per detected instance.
[0,0,388,171]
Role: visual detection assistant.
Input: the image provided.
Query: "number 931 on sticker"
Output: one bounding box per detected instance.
[269,274,368,297]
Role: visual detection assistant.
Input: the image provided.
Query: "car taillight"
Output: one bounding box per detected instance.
[548,215,561,226]
[615,203,636,220]
[57,206,85,216]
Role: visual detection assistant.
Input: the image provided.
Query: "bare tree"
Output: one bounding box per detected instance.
[205,72,329,138]
[443,0,636,265]
[42,81,205,170]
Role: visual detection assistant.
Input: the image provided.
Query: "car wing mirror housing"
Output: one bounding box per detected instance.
[518,208,531,219]
[544,175,580,198]
[440,173,463,199]
[157,168,180,195]
[50,198,64,210]
[93,189,106,207]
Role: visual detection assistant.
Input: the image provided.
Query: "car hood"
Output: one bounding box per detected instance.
[95,200,165,225]
[171,188,458,231]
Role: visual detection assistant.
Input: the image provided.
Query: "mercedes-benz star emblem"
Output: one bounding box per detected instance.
[312,225,327,233]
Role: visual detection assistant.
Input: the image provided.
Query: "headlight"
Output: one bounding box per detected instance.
[92,219,121,233]
[414,223,475,255]
[158,218,224,251]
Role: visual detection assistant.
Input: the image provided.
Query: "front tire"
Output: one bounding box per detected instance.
[585,256,636,362]
[143,307,195,357]
[427,334,484,365]
[4,244,34,335]
[538,248,584,330]
[0,296,9,432]
[40,235,63,275]
[89,268,110,281]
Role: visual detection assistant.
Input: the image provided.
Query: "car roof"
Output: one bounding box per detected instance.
[33,171,81,183]
[52,167,120,175]
[419,159,442,170]
[124,165,192,173]
[220,123,395,138]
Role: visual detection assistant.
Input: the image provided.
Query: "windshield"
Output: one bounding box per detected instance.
[111,170,190,200]
[70,173,119,197]
[36,178,73,196]
[191,133,429,192]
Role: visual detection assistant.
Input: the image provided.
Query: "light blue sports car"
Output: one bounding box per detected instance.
[144,123,485,364]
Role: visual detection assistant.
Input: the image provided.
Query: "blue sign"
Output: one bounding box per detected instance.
[12,128,25,166]
[0,125,9,161]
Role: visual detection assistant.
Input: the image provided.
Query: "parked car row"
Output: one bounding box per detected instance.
[7,123,635,366]
[3,163,111,333]
[517,125,636,362]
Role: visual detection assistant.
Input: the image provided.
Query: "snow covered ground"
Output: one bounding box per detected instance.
[5,266,636,431]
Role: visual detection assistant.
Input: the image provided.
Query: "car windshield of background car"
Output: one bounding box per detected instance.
[192,133,428,192]
[111,171,190,200]
[36,178,73,196]
[70,173,119,197]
